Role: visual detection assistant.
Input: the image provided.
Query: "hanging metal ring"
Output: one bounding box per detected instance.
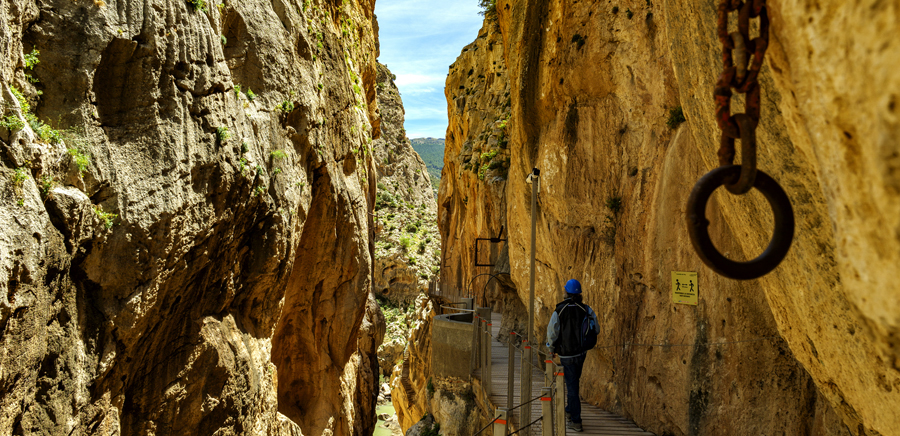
[686,165,794,280]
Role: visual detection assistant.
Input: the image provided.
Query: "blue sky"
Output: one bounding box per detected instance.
[375,0,485,139]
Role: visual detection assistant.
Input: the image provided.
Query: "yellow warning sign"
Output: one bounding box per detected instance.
[672,271,698,305]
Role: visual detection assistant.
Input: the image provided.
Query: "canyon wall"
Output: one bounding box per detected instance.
[372,62,440,304]
[0,0,383,434]
[440,1,899,435]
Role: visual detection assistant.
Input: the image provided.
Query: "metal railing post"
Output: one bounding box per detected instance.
[554,364,565,436]
[494,409,508,436]
[541,388,553,436]
[507,332,515,411]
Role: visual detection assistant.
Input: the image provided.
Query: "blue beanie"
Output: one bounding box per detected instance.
[565,279,582,294]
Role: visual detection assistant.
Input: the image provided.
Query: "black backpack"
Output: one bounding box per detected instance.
[553,300,598,355]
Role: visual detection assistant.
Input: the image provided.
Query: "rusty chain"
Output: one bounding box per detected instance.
[686,0,794,280]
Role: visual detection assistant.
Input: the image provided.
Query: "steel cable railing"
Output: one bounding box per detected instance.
[507,417,542,436]
[472,320,777,436]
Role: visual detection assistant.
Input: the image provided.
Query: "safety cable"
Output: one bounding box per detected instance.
[506,417,543,436]
[504,327,778,350]
[471,417,498,436]
[508,394,543,412]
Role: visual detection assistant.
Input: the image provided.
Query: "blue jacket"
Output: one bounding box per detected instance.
[546,299,599,358]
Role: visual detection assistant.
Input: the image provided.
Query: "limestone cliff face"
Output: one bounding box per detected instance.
[372,63,440,303]
[0,0,382,435]
[440,25,514,306]
[442,1,899,436]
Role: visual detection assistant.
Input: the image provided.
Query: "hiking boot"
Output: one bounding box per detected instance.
[566,421,583,432]
[565,412,571,423]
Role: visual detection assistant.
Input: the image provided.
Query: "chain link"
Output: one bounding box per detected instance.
[715,0,769,194]
[686,0,794,280]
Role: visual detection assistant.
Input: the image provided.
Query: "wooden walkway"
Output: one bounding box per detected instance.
[482,313,654,436]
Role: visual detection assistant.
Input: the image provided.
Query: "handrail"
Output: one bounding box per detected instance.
[440,306,477,313]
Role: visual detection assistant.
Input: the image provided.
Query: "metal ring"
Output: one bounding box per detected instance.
[686,165,794,280]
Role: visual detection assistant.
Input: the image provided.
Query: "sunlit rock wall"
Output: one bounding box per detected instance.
[440,1,900,435]
[0,0,383,434]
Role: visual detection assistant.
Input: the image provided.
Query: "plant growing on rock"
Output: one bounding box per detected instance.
[279,100,294,112]
[93,205,118,229]
[666,106,686,129]
[39,175,55,199]
[1,115,24,131]
[626,8,634,18]
[24,49,39,83]
[68,148,91,176]
[186,0,207,11]
[11,167,29,193]
[271,149,287,160]
[217,126,230,143]
[246,88,256,101]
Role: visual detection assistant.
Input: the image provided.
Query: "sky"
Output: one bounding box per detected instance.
[374,0,485,139]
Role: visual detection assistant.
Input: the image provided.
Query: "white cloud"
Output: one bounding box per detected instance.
[375,0,485,138]
[395,74,445,87]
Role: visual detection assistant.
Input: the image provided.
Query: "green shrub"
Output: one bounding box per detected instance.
[220,34,227,45]
[234,84,242,97]
[405,222,418,233]
[246,88,256,101]
[626,8,633,18]
[187,0,207,11]
[417,241,426,253]
[1,115,24,131]
[666,106,686,129]
[217,126,230,142]
[279,101,294,112]
[612,6,619,13]
[39,175,55,199]
[10,87,30,114]
[11,167,29,188]
[68,148,90,175]
[93,205,118,229]
[399,236,412,250]
[271,149,287,160]
[24,49,40,69]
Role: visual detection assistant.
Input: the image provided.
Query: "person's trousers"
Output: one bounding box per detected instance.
[560,354,586,423]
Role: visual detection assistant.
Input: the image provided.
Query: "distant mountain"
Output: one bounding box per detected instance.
[410,137,445,191]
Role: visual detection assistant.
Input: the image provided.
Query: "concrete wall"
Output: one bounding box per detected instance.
[432,314,475,379]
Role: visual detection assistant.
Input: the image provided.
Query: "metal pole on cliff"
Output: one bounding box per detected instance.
[527,168,540,348]
[523,168,540,435]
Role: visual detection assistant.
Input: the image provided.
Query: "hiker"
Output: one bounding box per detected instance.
[545,279,600,432]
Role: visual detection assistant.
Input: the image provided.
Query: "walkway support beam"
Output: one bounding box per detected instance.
[541,388,553,436]
[507,333,515,410]
[554,365,565,436]
[494,409,508,436]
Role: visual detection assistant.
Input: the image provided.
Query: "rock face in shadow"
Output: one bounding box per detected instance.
[0,0,383,435]
[440,2,899,436]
